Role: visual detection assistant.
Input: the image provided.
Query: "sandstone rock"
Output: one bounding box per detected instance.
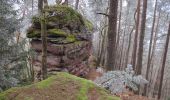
[27,5,94,80]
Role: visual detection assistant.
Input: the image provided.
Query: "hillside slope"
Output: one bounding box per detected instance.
[0,72,120,100]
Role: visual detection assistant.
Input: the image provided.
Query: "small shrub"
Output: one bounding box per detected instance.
[94,64,148,94]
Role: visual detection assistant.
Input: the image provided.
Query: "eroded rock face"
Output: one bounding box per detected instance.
[27,5,93,80]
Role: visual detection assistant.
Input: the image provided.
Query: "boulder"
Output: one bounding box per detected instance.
[27,5,94,80]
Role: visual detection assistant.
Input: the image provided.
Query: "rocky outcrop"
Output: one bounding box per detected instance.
[27,5,94,80]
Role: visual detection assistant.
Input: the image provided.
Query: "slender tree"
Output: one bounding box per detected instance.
[75,0,79,10]
[32,0,34,15]
[153,13,169,98]
[38,0,43,14]
[136,0,148,75]
[62,0,68,5]
[106,0,118,70]
[44,0,48,5]
[131,0,140,70]
[115,0,122,69]
[56,0,62,4]
[38,0,48,80]
[158,22,170,100]
[125,26,135,67]
[148,12,160,96]
[144,0,158,96]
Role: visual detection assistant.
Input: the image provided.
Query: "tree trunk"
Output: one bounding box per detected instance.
[158,22,170,100]
[38,0,43,14]
[32,0,34,15]
[120,0,131,69]
[44,0,48,5]
[62,0,68,5]
[153,13,168,98]
[125,26,135,67]
[75,0,79,10]
[115,0,122,69]
[106,0,118,71]
[131,0,140,70]
[148,12,160,97]
[39,0,48,80]
[56,0,62,4]
[119,30,126,69]
[136,0,147,75]
[116,0,122,48]
[144,0,158,96]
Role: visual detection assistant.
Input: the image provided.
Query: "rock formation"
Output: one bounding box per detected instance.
[27,5,93,80]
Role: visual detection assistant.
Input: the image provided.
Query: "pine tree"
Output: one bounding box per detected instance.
[106,0,118,70]
[136,0,148,75]
[0,0,30,91]
[158,22,170,100]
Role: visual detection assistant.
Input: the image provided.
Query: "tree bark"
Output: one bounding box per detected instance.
[75,0,79,10]
[38,0,43,14]
[131,0,140,70]
[39,0,48,80]
[136,0,147,75]
[158,22,170,100]
[32,0,34,15]
[62,0,68,5]
[144,0,157,96]
[153,13,168,98]
[125,26,135,67]
[119,29,126,70]
[148,12,160,97]
[106,0,118,71]
[115,0,122,69]
[56,0,62,4]
[44,0,48,6]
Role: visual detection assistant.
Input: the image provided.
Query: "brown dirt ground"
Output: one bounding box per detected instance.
[6,78,80,100]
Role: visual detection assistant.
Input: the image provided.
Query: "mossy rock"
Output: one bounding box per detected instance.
[84,19,93,31]
[27,28,77,44]
[0,72,120,100]
[27,28,68,38]
[27,5,93,39]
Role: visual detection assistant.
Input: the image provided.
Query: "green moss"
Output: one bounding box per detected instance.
[0,73,120,100]
[76,79,93,100]
[27,31,40,38]
[0,88,18,100]
[32,16,40,24]
[74,41,81,45]
[24,97,34,100]
[27,5,94,38]
[97,88,120,100]
[84,19,93,31]
[36,76,57,89]
[48,29,67,36]
[27,29,68,38]
[45,5,84,24]
[66,35,76,42]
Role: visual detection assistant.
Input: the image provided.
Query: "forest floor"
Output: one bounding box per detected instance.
[86,69,155,100]
[0,70,155,100]
[119,92,155,100]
